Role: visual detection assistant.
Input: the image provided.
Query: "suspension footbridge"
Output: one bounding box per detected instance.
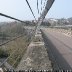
[0,0,72,71]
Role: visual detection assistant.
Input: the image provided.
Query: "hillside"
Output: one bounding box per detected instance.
[45,17,72,26]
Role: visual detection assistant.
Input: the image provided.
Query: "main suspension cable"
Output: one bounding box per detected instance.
[25,0,36,21]
[0,13,26,23]
[36,0,55,34]
[41,0,43,11]
[43,0,46,9]
[37,0,39,14]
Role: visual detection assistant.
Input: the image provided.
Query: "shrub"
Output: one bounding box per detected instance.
[0,48,9,58]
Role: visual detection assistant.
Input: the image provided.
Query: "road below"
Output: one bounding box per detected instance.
[41,28,72,70]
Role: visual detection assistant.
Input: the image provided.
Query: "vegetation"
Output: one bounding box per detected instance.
[6,36,30,67]
[41,21,51,26]
[0,35,30,67]
[0,48,9,58]
[0,22,32,68]
[0,32,9,40]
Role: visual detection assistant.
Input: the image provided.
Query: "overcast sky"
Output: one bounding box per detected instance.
[0,0,72,22]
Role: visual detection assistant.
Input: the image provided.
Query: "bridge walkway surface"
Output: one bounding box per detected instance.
[41,28,72,70]
[16,31,52,71]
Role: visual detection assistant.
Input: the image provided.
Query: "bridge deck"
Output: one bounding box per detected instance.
[16,31,52,70]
